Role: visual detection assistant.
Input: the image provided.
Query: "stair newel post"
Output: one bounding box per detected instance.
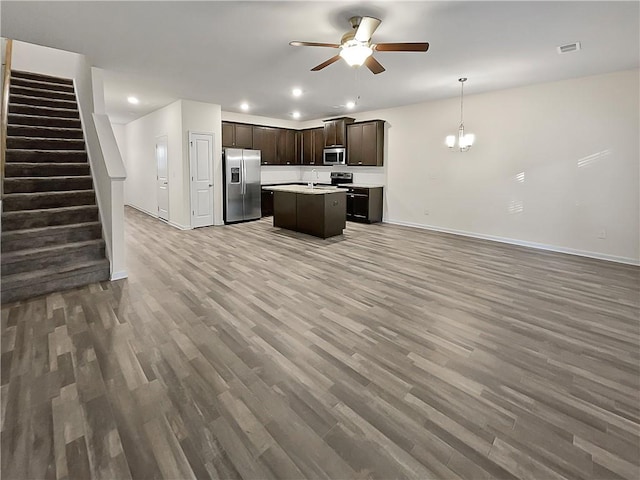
[1,38,13,199]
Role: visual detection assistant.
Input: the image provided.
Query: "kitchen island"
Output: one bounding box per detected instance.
[262,185,348,238]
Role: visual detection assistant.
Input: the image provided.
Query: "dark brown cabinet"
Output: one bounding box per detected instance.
[301,127,324,165]
[222,122,253,148]
[323,117,354,147]
[346,186,383,223]
[276,129,297,165]
[261,189,274,217]
[253,126,278,165]
[347,120,384,166]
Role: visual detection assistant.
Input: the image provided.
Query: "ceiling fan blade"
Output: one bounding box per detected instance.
[311,55,342,71]
[290,41,340,48]
[373,42,430,52]
[364,56,385,75]
[354,16,381,42]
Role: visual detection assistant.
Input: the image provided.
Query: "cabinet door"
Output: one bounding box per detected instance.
[253,127,277,164]
[301,129,314,165]
[313,128,324,165]
[361,122,379,166]
[295,131,303,164]
[347,124,363,165]
[235,124,253,149]
[324,120,337,147]
[277,129,296,165]
[222,122,235,147]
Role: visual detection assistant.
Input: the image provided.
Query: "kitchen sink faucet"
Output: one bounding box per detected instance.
[308,169,319,188]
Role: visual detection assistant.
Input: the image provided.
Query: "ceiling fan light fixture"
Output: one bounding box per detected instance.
[339,41,373,67]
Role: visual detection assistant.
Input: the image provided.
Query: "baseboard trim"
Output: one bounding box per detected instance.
[125,204,192,231]
[111,270,128,281]
[385,220,640,266]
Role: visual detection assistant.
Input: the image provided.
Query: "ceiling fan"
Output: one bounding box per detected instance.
[289,16,429,74]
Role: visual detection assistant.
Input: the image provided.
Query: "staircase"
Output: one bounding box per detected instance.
[1,70,110,304]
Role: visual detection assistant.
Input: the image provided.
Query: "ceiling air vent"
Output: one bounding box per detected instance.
[557,42,581,54]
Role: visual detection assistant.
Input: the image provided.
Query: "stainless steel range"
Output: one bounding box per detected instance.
[330,172,353,186]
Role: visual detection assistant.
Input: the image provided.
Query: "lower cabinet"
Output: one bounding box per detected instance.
[346,186,383,223]
[261,189,274,217]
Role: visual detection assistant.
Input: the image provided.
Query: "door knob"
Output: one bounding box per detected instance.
[208,184,213,187]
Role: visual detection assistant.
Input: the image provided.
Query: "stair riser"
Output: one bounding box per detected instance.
[3,191,96,211]
[2,244,105,276]
[5,164,90,177]
[10,85,77,102]
[10,94,77,110]
[7,125,84,139]
[9,104,79,118]
[1,224,103,253]
[7,137,85,150]
[1,207,99,231]
[8,114,81,129]
[12,70,74,85]
[4,177,94,194]
[1,264,110,304]
[5,150,88,164]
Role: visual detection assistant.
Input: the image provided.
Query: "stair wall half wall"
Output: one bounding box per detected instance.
[8,40,127,281]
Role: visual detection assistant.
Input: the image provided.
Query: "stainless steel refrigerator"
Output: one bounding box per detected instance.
[223,148,261,223]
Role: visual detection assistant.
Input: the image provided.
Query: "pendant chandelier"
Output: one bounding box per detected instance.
[446,78,475,151]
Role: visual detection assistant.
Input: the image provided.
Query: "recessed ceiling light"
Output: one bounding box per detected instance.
[292,88,302,97]
[292,111,301,119]
[240,102,249,111]
[127,96,139,105]
[345,101,356,109]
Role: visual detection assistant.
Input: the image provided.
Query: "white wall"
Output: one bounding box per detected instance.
[352,69,639,264]
[124,100,184,226]
[181,100,222,225]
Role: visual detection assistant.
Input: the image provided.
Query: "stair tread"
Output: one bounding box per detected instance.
[5,161,88,166]
[7,136,84,141]
[2,259,109,283]
[12,70,74,84]
[2,221,102,238]
[2,238,105,262]
[6,149,87,154]
[2,204,98,216]
[8,124,83,132]
[4,175,92,181]
[8,113,81,122]
[3,189,95,198]
[10,93,76,103]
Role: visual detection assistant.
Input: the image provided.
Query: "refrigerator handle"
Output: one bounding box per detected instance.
[242,160,247,195]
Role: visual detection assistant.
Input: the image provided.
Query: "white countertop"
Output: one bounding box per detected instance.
[262,185,348,195]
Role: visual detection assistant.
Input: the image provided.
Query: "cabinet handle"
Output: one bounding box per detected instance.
[358,162,362,165]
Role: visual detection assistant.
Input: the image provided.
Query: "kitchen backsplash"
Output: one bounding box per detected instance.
[262,165,386,186]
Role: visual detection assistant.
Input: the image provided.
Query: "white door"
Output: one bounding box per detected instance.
[189,132,214,228]
[156,135,169,221]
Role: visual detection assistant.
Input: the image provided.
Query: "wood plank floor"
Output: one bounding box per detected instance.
[2,206,639,480]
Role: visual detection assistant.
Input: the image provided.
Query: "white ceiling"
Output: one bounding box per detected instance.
[2,1,638,124]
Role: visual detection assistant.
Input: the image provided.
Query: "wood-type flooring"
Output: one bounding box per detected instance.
[2,207,639,479]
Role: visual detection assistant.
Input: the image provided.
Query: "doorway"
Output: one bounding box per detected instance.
[189,132,214,228]
[156,135,169,221]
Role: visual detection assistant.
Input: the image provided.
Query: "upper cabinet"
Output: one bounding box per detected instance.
[347,120,385,167]
[323,117,354,148]
[276,129,297,165]
[253,126,278,165]
[301,127,324,165]
[222,122,253,148]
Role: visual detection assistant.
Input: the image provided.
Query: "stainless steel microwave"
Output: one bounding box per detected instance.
[323,147,346,165]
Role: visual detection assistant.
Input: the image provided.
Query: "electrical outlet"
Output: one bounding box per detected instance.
[424,209,430,216]
[598,229,607,239]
